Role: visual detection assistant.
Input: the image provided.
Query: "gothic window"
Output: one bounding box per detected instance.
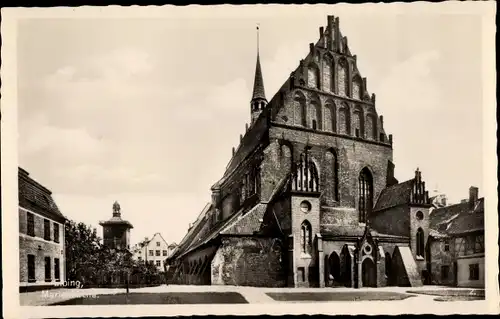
[309,101,321,130]
[292,150,319,193]
[324,103,336,132]
[307,64,320,90]
[366,114,377,140]
[338,58,348,97]
[338,103,350,135]
[294,92,307,127]
[352,75,362,99]
[323,55,332,92]
[300,220,312,254]
[358,168,373,223]
[416,228,425,257]
[353,108,364,138]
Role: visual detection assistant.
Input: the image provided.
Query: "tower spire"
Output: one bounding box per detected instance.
[251,24,267,123]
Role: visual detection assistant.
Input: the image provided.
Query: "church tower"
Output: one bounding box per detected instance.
[99,201,134,251]
[250,25,267,124]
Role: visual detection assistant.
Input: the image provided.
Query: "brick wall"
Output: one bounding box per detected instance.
[429,238,455,285]
[19,208,65,286]
[211,237,285,287]
[269,126,392,212]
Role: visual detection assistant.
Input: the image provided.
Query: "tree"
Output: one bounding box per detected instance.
[65,220,102,284]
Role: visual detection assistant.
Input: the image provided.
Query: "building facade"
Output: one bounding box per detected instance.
[99,201,133,251]
[19,167,67,292]
[166,16,483,288]
[131,233,170,271]
[427,187,485,288]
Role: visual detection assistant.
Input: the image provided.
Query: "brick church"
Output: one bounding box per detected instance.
[166,16,484,288]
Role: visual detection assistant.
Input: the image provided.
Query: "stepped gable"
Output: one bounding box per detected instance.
[18,167,66,223]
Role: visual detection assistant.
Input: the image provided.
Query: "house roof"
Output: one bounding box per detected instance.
[373,179,414,211]
[429,198,484,237]
[18,167,67,223]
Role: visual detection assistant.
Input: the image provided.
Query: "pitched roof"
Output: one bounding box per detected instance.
[373,179,414,211]
[18,167,66,223]
[446,198,484,235]
[220,203,267,235]
[429,202,469,230]
[429,198,484,237]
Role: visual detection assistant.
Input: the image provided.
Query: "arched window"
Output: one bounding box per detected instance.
[293,91,307,127]
[323,55,332,92]
[352,75,362,100]
[307,64,320,90]
[338,58,348,97]
[416,228,425,257]
[292,150,319,192]
[324,103,336,132]
[309,100,321,130]
[300,220,312,254]
[358,168,373,223]
[353,108,364,138]
[338,103,350,135]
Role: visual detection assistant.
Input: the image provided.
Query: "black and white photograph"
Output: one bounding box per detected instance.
[1,2,498,317]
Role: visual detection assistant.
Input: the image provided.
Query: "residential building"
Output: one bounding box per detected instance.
[427,186,485,288]
[131,232,170,271]
[19,167,67,292]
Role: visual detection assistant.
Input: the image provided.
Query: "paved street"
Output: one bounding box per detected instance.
[20,284,485,306]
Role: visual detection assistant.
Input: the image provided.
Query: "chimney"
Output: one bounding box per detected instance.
[469,186,479,209]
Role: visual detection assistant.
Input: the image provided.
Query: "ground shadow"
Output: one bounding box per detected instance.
[50,292,249,305]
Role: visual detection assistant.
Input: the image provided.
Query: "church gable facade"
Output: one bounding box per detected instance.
[165,15,474,289]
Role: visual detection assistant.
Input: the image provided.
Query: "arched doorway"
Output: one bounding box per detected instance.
[328,252,341,286]
[340,246,352,287]
[362,258,377,287]
[385,252,392,286]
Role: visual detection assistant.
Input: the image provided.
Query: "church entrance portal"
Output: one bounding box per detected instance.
[362,258,377,287]
[340,246,352,287]
[328,252,340,286]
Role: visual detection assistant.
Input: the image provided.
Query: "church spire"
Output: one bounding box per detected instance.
[251,24,267,124]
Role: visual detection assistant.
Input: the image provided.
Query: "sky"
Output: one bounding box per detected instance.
[16,4,489,246]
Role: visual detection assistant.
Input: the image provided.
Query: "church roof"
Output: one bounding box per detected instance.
[251,53,267,101]
[373,179,414,211]
[18,167,67,223]
[320,225,409,240]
